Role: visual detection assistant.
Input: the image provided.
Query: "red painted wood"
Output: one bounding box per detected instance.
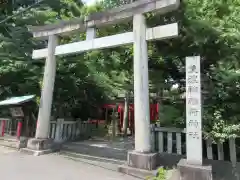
[16,121,22,139]
[1,120,6,137]
[92,103,159,132]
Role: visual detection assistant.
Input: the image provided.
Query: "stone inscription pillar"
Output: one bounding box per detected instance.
[177,56,212,180]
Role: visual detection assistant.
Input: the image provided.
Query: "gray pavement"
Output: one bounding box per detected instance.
[0,146,139,180]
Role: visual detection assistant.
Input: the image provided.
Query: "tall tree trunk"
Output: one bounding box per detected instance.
[122,92,129,136]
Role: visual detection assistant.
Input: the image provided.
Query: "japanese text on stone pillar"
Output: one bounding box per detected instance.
[186,56,202,165]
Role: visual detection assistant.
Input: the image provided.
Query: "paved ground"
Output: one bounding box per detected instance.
[0,146,139,180]
[62,136,134,161]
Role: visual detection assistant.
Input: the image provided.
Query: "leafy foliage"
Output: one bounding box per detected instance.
[0,0,239,140]
[147,167,167,180]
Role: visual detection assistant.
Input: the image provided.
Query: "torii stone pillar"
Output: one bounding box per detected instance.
[133,14,151,152]
[26,35,58,155]
[36,35,58,139]
[125,14,157,171]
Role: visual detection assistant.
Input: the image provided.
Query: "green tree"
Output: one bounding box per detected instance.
[0,0,240,141]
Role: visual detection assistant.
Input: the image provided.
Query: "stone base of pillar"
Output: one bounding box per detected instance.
[118,164,158,179]
[177,159,212,180]
[20,138,60,156]
[16,137,28,149]
[127,150,158,170]
[118,150,158,178]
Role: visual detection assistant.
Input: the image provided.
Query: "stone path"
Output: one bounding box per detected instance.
[62,136,134,161]
[0,146,139,180]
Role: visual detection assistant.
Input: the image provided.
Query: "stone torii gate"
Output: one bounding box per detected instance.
[26,0,180,171]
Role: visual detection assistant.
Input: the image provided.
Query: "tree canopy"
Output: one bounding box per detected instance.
[0,0,239,141]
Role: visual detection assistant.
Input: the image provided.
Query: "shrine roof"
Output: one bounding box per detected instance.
[28,0,180,38]
[0,95,35,106]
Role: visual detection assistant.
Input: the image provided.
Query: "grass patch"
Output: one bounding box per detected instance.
[146,167,167,180]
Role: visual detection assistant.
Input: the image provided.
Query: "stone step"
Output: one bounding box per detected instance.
[118,164,157,179]
[0,137,18,142]
[59,146,177,179]
[58,150,127,173]
[61,142,128,161]
[0,142,17,149]
[59,150,175,180]
[0,137,28,149]
[20,148,55,156]
[119,165,179,180]
[59,150,126,166]
[0,139,18,149]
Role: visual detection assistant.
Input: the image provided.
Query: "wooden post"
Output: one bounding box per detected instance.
[1,120,6,136]
[122,92,129,136]
[112,107,116,138]
[105,108,108,123]
[119,108,123,131]
[229,138,237,167]
[16,119,22,139]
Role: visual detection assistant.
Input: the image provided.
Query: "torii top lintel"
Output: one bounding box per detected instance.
[28,0,180,38]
